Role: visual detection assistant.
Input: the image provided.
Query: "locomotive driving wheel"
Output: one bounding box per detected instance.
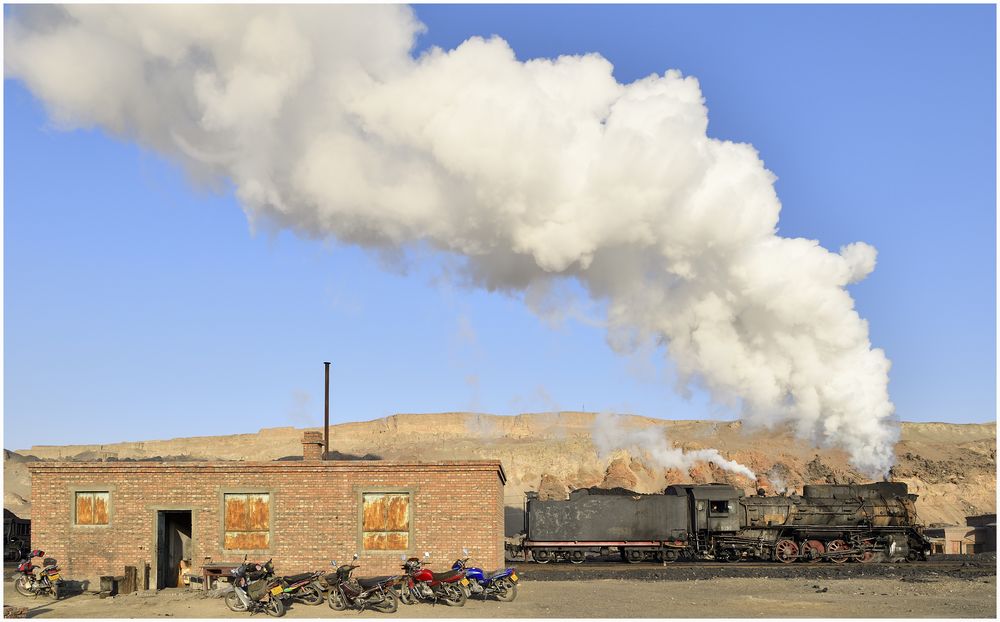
[825,540,849,564]
[801,540,825,563]
[852,539,876,563]
[774,539,799,563]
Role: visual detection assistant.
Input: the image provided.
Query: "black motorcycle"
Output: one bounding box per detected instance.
[244,558,324,606]
[224,556,286,617]
[326,555,400,613]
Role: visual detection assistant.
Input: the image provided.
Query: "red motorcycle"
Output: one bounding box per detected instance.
[397,553,467,607]
[14,549,62,599]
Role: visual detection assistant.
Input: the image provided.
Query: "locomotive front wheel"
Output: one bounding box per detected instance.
[774,539,799,563]
[802,540,825,563]
[825,540,849,564]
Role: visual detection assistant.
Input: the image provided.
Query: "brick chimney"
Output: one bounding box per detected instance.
[301,431,324,461]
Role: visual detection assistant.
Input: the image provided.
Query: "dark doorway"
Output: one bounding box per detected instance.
[156,511,192,589]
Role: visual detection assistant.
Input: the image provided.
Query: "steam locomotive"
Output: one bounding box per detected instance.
[511,482,932,564]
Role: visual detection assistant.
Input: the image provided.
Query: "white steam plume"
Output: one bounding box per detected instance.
[6,6,898,476]
[593,413,756,481]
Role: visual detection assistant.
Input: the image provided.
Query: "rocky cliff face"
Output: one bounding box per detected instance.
[8,413,995,528]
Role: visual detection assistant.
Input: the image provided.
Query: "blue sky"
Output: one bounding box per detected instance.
[4,4,996,450]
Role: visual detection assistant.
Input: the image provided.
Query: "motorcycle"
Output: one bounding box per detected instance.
[397,552,468,607]
[250,559,324,606]
[452,548,519,601]
[325,554,400,613]
[13,550,62,600]
[224,555,286,617]
[276,570,325,605]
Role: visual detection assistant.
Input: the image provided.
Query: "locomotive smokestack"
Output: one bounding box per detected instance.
[324,361,331,459]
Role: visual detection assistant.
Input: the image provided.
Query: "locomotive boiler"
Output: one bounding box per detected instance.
[514,482,932,564]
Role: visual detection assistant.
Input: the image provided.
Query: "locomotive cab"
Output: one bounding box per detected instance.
[666,484,742,533]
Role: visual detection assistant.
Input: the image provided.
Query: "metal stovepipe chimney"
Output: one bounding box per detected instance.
[324,361,331,459]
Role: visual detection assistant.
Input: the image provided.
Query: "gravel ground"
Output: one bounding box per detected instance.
[3,575,995,618]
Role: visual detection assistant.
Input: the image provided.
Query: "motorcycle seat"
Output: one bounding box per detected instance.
[357,575,394,589]
[281,572,314,583]
[430,570,462,582]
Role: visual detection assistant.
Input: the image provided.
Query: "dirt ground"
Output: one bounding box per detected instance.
[3,575,995,618]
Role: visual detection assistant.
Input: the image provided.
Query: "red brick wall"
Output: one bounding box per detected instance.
[29,461,505,589]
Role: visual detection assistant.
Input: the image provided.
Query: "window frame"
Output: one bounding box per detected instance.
[69,485,114,528]
[709,500,732,516]
[218,489,275,553]
[355,486,417,555]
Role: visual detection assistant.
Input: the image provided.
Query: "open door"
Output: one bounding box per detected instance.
[155,511,192,589]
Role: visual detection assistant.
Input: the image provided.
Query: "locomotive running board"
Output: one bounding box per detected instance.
[524,540,681,547]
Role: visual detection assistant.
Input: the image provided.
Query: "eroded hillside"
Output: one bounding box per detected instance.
[8,413,995,529]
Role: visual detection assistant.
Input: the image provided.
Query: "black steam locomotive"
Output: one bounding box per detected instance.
[511,482,932,564]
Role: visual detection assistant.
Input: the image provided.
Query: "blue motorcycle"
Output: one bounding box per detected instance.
[451,548,519,602]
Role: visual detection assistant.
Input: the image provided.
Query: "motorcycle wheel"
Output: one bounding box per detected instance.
[264,598,286,618]
[440,583,467,607]
[14,576,33,597]
[225,591,247,612]
[51,583,60,600]
[373,589,399,614]
[397,586,416,605]
[495,580,517,602]
[296,585,324,606]
[328,587,347,611]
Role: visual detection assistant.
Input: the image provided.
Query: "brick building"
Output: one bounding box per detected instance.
[28,432,505,590]
[925,514,996,554]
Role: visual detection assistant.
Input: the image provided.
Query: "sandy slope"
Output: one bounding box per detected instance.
[7,413,995,528]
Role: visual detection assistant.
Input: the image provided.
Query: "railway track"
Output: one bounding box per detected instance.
[510,557,996,582]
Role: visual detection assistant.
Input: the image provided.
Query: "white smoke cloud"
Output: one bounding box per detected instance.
[5,5,898,476]
[593,413,756,481]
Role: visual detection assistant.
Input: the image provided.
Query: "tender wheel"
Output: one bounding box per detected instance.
[265,597,286,617]
[569,550,585,564]
[495,579,517,602]
[373,588,399,613]
[328,587,347,610]
[532,549,551,564]
[441,583,467,607]
[826,539,849,564]
[662,550,679,563]
[297,584,324,605]
[14,576,34,597]
[225,590,248,612]
[774,539,799,563]
[624,548,643,564]
[802,540,825,563]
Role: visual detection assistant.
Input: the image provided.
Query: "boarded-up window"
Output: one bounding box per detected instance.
[75,492,110,525]
[362,493,410,550]
[224,493,270,550]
